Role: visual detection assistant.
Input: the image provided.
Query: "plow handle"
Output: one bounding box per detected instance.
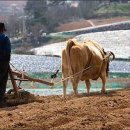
[8,66,19,98]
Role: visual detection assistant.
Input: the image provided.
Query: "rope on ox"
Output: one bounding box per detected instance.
[53,66,93,85]
[53,51,115,86]
[53,58,107,85]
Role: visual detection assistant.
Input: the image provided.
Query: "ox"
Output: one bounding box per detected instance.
[62,39,115,97]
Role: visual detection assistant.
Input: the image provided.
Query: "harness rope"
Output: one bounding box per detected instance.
[53,66,93,85]
[53,53,111,86]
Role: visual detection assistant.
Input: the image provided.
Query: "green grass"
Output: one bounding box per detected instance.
[96,3,130,14]
[109,72,130,78]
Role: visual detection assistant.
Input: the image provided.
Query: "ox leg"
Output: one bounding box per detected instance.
[85,80,91,94]
[63,79,68,98]
[71,77,79,96]
[100,73,106,93]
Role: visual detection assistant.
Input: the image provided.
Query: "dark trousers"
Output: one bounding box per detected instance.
[0,61,9,102]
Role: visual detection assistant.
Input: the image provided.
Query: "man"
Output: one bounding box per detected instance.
[0,23,11,107]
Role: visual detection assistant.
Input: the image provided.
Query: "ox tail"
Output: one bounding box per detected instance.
[105,51,115,77]
[66,39,77,75]
[109,51,115,60]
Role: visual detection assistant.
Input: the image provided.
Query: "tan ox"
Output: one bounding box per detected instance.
[62,39,115,97]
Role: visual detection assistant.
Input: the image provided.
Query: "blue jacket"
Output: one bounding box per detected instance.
[0,33,11,61]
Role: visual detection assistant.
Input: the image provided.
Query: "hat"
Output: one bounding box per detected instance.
[0,23,6,31]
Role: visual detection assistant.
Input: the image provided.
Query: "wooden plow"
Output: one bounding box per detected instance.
[7,65,55,105]
[8,65,54,97]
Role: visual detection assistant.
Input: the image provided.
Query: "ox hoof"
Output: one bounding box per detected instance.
[62,95,66,99]
[87,92,90,95]
[101,89,106,94]
[74,93,79,97]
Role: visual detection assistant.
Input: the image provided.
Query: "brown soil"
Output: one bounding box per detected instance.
[56,20,92,32]
[56,17,130,32]
[92,17,130,26]
[0,88,130,130]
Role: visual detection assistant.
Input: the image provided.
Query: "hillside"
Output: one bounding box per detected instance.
[56,17,130,32]
[33,30,130,59]
[55,3,130,32]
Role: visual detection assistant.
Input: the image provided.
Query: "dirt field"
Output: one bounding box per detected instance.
[56,17,130,32]
[0,88,130,130]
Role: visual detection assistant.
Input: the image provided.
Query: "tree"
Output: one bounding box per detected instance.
[78,1,100,19]
[26,0,49,32]
[25,0,100,33]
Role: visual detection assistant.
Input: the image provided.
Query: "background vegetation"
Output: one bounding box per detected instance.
[25,1,130,33]
[10,0,130,54]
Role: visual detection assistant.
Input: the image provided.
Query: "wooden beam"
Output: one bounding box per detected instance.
[8,78,29,81]
[11,70,54,86]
